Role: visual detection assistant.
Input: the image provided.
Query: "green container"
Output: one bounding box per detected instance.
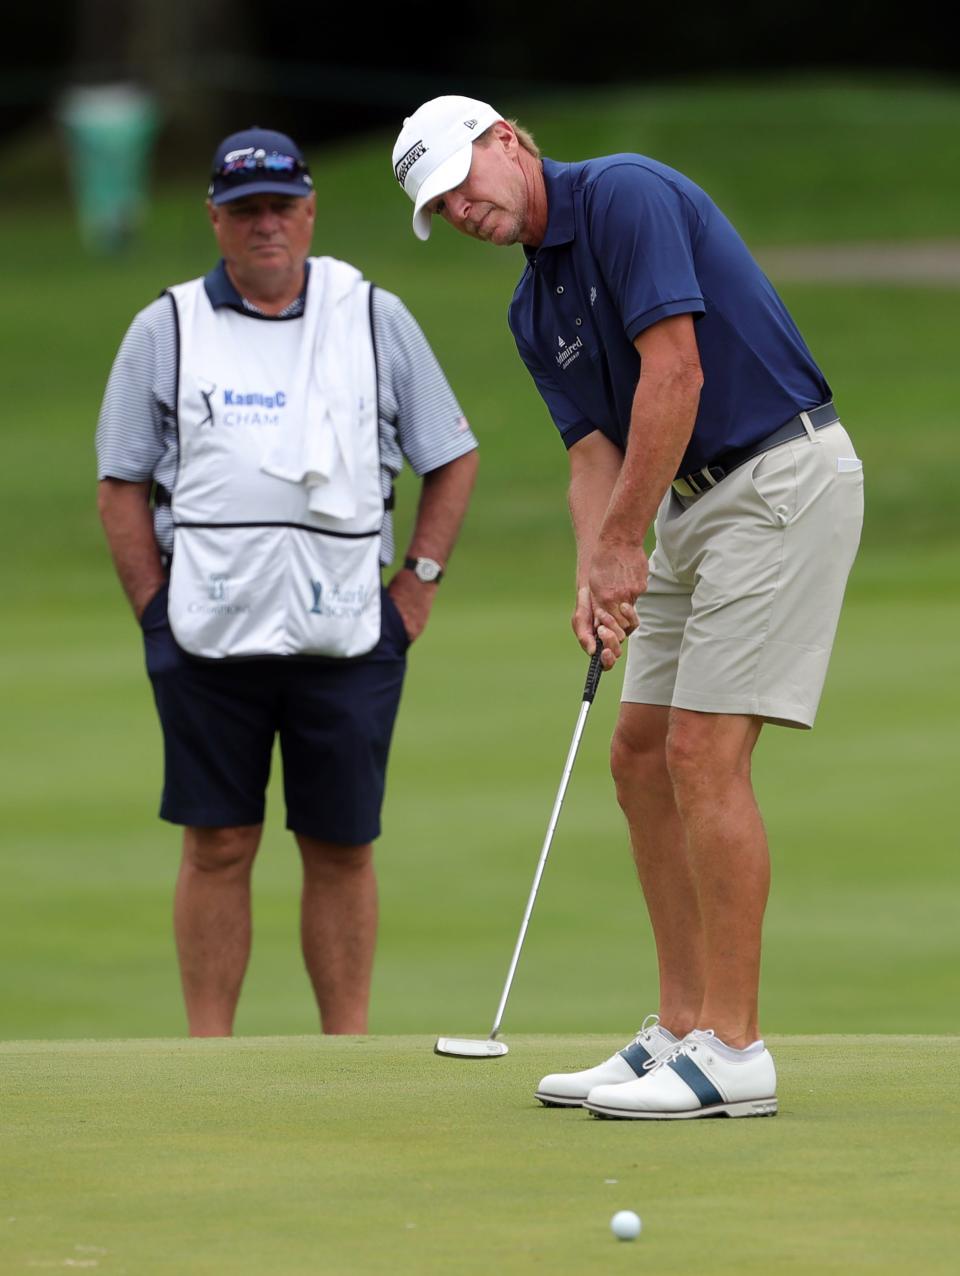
[60,84,158,253]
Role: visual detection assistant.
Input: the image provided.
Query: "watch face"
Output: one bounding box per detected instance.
[415,558,442,583]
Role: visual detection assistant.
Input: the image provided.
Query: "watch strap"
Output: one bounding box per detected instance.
[404,556,444,583]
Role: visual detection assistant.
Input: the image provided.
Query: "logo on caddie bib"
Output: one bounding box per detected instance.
[309,580,376,619]
[187,572,250,616]
[220,387,286,426]
[198,379,217,427]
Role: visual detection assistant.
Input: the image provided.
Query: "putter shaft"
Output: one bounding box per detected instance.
[488,647,604,1040]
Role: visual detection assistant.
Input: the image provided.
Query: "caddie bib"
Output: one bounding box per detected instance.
[166,257,383,659]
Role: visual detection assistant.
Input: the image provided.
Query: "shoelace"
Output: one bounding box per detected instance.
[631,1013,661,1043]
[642,1028,716,1073]
[630,1013,686,1069]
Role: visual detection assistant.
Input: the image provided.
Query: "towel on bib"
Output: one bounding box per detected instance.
[260,258,364,519]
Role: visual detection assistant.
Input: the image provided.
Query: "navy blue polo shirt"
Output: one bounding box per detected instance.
[508,156,830,473]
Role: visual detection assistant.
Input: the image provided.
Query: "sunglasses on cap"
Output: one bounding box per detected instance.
[212,149,311,182]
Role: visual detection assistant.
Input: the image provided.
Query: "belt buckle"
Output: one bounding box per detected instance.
[673,465,723,500]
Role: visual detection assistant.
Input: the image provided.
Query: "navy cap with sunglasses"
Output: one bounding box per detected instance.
[208,127,314,205]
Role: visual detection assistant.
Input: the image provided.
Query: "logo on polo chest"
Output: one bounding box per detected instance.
[555,335,584,368]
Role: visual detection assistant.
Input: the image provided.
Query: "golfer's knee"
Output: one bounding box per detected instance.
[665,714,746,800]
[183,825,261,874]
[610,721,671,810]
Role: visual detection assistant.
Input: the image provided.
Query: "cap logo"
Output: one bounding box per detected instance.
[220,146,298,176]
[464,119,477,129]
[395,139,428,188]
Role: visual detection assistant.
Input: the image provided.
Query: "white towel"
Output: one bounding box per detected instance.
[260,258,363,520]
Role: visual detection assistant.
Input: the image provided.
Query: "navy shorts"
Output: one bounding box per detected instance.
[141,583,409,844]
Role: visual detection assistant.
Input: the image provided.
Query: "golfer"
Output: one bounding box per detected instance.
[392,97,862,1118]
[97,126,478,1037]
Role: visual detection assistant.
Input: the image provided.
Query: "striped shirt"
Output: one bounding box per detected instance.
[95,264,478,564]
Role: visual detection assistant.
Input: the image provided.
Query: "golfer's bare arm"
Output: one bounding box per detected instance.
[568,431,623,649]
[97,478,167,621]
[596,315,703,552]
[568,315,702,655]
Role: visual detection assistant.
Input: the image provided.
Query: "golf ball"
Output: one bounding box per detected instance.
[611,1210,642,1241]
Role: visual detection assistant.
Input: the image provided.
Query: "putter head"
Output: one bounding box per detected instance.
[434,1036,509,1059]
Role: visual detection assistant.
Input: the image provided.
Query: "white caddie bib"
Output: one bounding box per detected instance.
[166,257,383,659]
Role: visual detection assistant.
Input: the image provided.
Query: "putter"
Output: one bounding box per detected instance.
[435,641,605,1059]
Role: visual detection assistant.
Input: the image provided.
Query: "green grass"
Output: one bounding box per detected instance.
[5,1034,958,1275]
[1,581,957,1041]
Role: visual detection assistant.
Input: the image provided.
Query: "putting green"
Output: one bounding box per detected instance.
[5,1034,957,1274]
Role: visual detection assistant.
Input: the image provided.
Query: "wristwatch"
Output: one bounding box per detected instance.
[404,556,444,584]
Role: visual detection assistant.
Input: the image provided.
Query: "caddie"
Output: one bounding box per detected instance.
[97,126,478,1037]
[392,97,862,1118]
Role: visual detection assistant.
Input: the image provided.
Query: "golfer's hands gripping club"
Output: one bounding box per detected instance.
[573,541,646,670]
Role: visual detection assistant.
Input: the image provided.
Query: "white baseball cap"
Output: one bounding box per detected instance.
[392,95,503,240]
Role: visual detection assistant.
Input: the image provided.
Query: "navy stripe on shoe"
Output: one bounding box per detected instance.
[618,1041,654,1076]
[668,1055,724,1107]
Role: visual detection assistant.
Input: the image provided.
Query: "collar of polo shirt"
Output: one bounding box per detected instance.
[523,159,576,259]
[202,259,310,317]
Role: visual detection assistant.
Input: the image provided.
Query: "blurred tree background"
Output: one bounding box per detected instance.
[4,1,957,155]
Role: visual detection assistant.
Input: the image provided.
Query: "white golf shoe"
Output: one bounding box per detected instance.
[584,1029,778,1120]
[535,1015,678,1107]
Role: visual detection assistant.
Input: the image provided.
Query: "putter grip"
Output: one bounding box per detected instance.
[582,643,604,703]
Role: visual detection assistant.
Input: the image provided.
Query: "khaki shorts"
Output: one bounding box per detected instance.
[622,422,864,728]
